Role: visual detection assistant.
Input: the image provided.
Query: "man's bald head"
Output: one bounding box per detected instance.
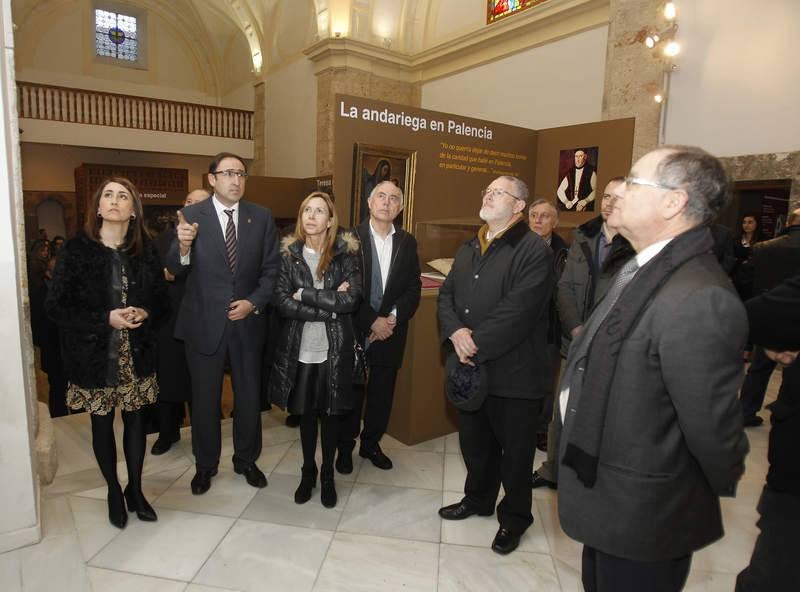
[788,208,800,227]
[185,189,211,206]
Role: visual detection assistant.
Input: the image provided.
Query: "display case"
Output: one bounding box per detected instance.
[415,217,482,275]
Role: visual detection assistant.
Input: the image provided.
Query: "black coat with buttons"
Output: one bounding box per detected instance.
[268,231,362,414]
[45,233,167,389]
[438,219,553,399]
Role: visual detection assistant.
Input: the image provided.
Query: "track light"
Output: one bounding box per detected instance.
[663,41,680,57]
[654,94,664,104]
[664,2,677,20]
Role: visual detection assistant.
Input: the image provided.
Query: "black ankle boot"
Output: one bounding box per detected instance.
[294,467,318,504]
[107,486,128,529]
[320,472,337,508]
[124,486,158,522]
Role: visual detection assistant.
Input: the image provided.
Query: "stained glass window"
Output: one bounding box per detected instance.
[487,0,550,24]
[95,9,138,62]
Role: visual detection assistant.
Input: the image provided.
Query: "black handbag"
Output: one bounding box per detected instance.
[352,339,368,386]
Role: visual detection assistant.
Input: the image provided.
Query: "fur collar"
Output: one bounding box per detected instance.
[282,230,360,257]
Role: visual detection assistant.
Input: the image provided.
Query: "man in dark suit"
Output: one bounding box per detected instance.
[437,176,553,555]
[168,152,280,495]
[557,146,749,592]
[337,180,421,472]
[739,208,800,427]
[737,266,800,592]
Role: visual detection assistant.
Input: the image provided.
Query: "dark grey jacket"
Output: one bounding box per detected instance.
[166,198,280,356]
[558,243,749,561]
[438,220,553,399]
[557,216,634,354]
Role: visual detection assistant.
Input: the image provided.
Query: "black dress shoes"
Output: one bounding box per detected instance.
[491,527,520,555]
[235,464,268,488]
[359,445,393,470]
[335,449,353,475]
[107,487,128,529]
[438,500,494,520]
[531,471,557,490]
[150,433,180,456]
[743,415,764,428]
[191,469,218,495]
[124,486,158,522]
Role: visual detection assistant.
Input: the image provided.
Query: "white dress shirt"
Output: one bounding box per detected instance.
[369,221,397,318]
[180,195,238,265]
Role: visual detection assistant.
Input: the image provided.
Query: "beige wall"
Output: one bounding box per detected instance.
[20,143,214,192]
[664,0,800,156]
[264,58,318,178]
[421,25,607,130]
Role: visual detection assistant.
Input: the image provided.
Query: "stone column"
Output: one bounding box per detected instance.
[602,0,666,161]
[0,0,43,553]
[250,81,267,176]
[315,67,420,176]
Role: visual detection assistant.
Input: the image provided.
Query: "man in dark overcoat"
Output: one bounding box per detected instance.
[557,146,749,592]
[437,175,553,555]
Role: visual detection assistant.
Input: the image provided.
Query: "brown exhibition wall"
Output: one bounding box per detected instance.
[535,118,636,229]
[333,95,538,229]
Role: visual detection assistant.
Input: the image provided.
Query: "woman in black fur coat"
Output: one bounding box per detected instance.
[47,177,166,529]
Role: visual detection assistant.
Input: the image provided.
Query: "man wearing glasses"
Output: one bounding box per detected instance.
[169,152,280,495]
[557,147,748,591]
[438,176,553,555]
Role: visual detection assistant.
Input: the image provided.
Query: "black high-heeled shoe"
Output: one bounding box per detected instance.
[108,487,128,529]
[294,467,318,504]
[124,486,158,522]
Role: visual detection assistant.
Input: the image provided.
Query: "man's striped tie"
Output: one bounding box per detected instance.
[223,209,237,272]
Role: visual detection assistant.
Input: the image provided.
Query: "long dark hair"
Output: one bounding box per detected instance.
[84,177,149,255]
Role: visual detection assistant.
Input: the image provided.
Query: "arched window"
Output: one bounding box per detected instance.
[487,0,550,24]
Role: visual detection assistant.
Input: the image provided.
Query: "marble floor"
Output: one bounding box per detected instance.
[1,371,780,591]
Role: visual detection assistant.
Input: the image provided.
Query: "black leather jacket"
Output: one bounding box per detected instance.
[268,230,362,414]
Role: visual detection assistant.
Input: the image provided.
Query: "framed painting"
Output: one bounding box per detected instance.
[351,144,417,230]
[556,146,599,212]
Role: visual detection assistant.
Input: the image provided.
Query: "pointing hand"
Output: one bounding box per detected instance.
[176,210,199,255]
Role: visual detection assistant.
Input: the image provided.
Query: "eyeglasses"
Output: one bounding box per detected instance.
[212,169,248,179]
[625,176,678,191]
[372,191,402,205]
[482,187,522,201]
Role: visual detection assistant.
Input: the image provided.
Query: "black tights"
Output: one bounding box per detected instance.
[299,413,338,476]
[90,408,146,495]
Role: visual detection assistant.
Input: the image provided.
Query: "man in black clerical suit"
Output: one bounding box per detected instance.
[337,180,421,472]
[168,152,280,495]
[557,149,597,211]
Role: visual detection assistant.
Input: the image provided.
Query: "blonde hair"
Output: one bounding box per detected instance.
[293,191,339,280]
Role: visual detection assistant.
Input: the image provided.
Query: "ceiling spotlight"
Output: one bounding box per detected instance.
[664,2,677,20]
[663,41,681,57]
[645,34,660,48]
[654,94,664,103]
